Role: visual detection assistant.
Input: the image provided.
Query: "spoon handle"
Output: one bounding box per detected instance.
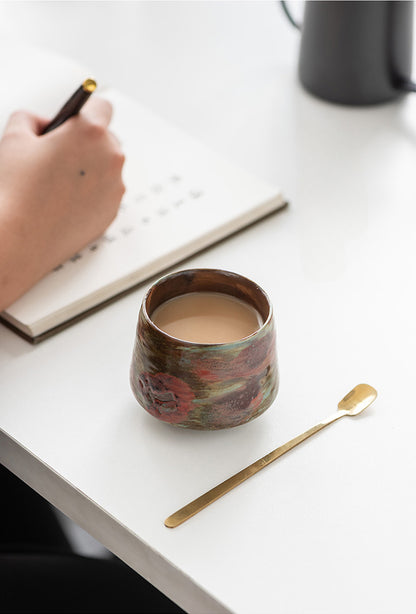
[164,410,347,528]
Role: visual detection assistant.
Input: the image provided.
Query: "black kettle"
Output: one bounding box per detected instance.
[282,0,416,105]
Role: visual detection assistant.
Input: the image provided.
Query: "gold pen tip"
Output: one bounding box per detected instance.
[82,78,97,93]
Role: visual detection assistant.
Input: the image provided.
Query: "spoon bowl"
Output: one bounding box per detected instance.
[338,383,378,416]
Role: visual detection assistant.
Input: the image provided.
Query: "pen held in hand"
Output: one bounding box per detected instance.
[42,78,97,135]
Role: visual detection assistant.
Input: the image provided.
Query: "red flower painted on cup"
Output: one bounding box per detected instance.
[232,334,275,377]
[205,379,263,429]
[138,372,195,424]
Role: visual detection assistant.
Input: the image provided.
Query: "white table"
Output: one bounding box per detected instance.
[1,2,416,613]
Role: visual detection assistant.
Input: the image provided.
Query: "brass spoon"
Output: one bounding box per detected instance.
[165,383,377,528]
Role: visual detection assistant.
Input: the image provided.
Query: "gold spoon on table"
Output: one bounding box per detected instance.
[165,383,377,528]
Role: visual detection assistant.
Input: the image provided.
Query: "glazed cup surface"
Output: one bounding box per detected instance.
[130,269,279,430]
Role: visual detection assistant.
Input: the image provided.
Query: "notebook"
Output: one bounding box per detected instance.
[0,43,286,343]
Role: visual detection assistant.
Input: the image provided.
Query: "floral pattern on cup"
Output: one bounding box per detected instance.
[138,372,195,424]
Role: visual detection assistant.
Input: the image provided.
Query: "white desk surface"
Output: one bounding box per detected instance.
[1,2,416,613]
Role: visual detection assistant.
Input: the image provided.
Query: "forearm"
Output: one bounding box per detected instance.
[0,201,46,312]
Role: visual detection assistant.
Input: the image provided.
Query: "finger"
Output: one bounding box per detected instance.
[108,130,122,149]
[81,97,113,128]
[3,110,50,136]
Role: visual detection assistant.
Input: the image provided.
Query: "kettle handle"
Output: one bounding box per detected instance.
[280,1,301,30]
[399,80,416,92]
[280,0,416,93]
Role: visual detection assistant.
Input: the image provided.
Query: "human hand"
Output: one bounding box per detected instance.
[0,97,125,310]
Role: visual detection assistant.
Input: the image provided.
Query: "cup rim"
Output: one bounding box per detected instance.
[141,268,274,348]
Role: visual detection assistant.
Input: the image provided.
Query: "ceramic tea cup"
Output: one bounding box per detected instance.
[130,268,278,430]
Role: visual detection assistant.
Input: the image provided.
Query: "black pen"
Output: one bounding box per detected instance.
[42,78,97,134]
